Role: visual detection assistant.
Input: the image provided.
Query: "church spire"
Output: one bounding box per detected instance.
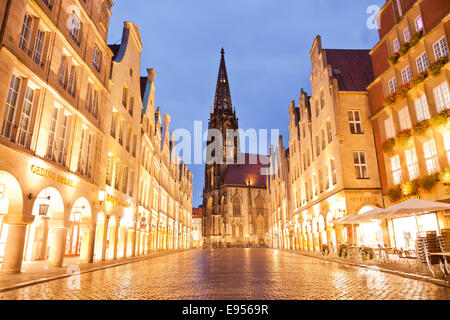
[213,48,233,111]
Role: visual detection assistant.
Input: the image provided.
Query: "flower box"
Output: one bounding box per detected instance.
[413,119,431,136]
[429,56,449,76]
[382,138,396,153]
[396,128,412,147]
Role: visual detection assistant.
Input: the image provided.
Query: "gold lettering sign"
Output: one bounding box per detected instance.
[30,165,74,188]
[106,194,131,208]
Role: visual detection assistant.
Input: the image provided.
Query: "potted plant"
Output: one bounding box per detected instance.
[389,53,401,65]
[409,30,423,47]
[440,168,450,186]
[321,244,330,256]
[430,109,450,128]
[360,247,375,261]
[338,244,348,258]
[412,70,428,87]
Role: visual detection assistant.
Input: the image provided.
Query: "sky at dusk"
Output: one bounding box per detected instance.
[107,0,385,207]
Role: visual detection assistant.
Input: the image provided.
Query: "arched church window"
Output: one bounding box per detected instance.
[233,198,241,216]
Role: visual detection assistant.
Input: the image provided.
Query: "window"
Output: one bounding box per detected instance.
[58,55,68,88]
[433,82,450,113]
[19,15,33,54]
[325,164,330,190]
[233,198,241,216]
[320,91,325,110]
[321,129,326,150]
[393,39,400,53]
[46,104,59,160]
[129,170,134,197]
[433,37,449,60]
[398,107,412,130]
[77,128,86,174]
[68,11,82,45]
[354,152,369,179]
[110,112,116,138]
[316,136,320,156]
[85,134,93,177]
[319,170,323,193]
[348,110,363,134]
[404,28,411,42]
[17,86,35,148]
[92,90,98,118]
[118,119,123,145]
[302,153,306,171]
[1,75,21,140]
[33,29,45,66]
[405,148,419,180]
[388,77,398,94]
[414,95,430,121]
[415,16,423,32]
[330,159,337,185]
[416,53,429,73]
[313,175,318,197]
[114,160,120,190]
[57,113,70,166]
[67,66,77,97]
[423,140,439,174]
[122,167,128,194]
[443,132,450,165]
[128,96,134,116]
[391,155,402,185]
[93,46,101,72]
[126,127,131,152]
[384,116,396,139]
[106,154,112,186]
[395,0,403,16]
[401,66,412,84]
[326,121,332,143]
[122,87,128,108]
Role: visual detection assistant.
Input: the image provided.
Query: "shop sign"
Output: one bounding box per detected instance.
[31,165,74,188]
[106,194,131,208]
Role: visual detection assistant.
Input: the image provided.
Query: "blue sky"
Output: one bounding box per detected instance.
[107,0,385,207]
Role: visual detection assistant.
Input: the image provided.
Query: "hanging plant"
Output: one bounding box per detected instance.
[440,168,450,185]
[430,109,450,128]
[382,138,396,153]
[338,244,348,258]
[420,173,440,192]
[387,185,402,203]
[429,56,448,76]
[401,179,420,196]
[412,70,428,87]
[396,128,412,147]
[389,53,401,65]
[413,119,431,136]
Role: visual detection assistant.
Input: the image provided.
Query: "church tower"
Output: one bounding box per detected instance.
[205,49,239,193]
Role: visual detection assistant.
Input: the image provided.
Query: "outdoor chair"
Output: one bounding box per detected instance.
[416,231,443,278]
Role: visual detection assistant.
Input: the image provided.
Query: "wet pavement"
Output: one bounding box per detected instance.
[0,249,449,300]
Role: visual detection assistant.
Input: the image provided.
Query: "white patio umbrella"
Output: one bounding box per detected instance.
[374,198,450,234]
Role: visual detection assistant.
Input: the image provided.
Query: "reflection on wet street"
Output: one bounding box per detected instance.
[0,249,449,300]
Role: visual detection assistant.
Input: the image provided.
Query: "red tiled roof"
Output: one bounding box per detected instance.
[324,49,374,92]
[192,208,202,218]
[224,153,269,188]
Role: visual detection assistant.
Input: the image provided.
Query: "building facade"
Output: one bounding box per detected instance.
[367,0,450,250]
[268,36,384,252]
[192,207,203,248]
[0,0,192,274]
[202,49,269,248]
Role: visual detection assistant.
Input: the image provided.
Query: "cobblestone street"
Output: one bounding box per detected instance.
[0,249,449,300]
